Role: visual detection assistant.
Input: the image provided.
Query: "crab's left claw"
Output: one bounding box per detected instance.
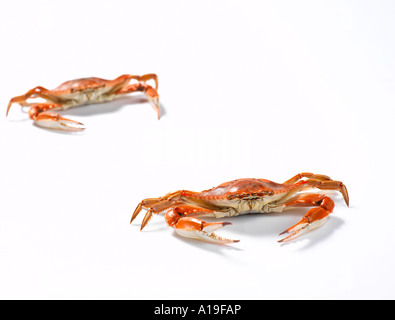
[33,112,86,132]
[173,217,239,244]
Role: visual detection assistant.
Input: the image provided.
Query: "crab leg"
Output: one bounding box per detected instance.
[140,200,181,230]
[28,104,85,131]
[303,179,349,207]
[282,173,349,206]
[165,205,239,244]
[140,73,159,91]
[130,194,183,226]
[115,74,160,119]
[278,194,335,242]
[283,172,331,184]
[6,86,49,117]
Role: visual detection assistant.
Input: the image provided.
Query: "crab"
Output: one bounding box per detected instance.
[6,74,160,131]
[131,173,349,243]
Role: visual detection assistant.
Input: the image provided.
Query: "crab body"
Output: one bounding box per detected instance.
[189,178,294,217]
[7,74,160,131]
[46,77,124,109]
[131,173,349,243]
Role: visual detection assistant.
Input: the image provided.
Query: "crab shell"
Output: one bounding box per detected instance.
[44,76,135,110]
[189,178,295,217]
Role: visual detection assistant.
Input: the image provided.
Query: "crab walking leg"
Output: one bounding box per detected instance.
[165,206,239,244]
[130,197,162,223]
[140,200,183,230]
[130,195,184,226]
[115,82,160,119]
[130,190,198,227]
[278,194,335,242]
[140,73,159,91]
[283,172,332,185]
[303,179,350,207]
[114,74,158,91]
[6,86,49,116]
[28,104,85,131]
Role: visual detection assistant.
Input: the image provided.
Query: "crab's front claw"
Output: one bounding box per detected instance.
[174,217,239,244]
[33,113,86,132]
[278,207,330,243]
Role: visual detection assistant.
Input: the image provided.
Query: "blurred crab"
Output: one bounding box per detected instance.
[131,173,349,243]
[6,74,160,131]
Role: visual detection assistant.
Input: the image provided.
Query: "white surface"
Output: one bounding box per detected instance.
[0,0,394,300]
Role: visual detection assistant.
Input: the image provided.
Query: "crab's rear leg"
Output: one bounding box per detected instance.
[278,193,335,242]
[282,172,331,184]
[306,179,349,207]
[282,173,349,206]
[115,79,160,119]
[28,103,85,131]
[165,205,239,244]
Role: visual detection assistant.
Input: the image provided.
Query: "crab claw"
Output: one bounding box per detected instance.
[174,217,239,244]
[278,207,330,243]
[33,113,86,132]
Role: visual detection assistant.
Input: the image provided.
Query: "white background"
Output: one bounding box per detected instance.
[0,0,394,300]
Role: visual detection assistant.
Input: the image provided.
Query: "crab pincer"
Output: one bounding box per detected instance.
[165,211,239,244]
[30,110,86,132]
[278,203,334,243]
[131,199,239,244]
[278,186,348,243]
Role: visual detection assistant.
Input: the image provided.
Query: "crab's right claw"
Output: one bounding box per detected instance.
[34,113,86,132]
[278,207,331,243]
[174,217,239,244]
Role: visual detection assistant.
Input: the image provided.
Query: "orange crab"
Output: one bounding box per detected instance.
[6,74,160,131]
[131,173,349,243]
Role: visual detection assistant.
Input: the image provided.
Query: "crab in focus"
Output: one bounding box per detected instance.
[6,74,160,131]
[131,173,349,243]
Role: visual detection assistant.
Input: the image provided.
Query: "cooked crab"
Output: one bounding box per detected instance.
[131,173,349,243]
[6,74,160,131]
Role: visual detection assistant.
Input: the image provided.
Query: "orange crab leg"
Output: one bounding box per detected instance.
[283,172,331,185]
[113,74,158,91]
[140,73,158,91]
[140,200,183,230]
[115,82,160,119]
[130,196,182,225]
[282,173,349,207]
[278,194,335,242]
[112,73,159,118]
[131,190,203,228]
[113,74,159,119]
[302,179,349,207]
[165,205,239,244]
[6,86,49,116]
